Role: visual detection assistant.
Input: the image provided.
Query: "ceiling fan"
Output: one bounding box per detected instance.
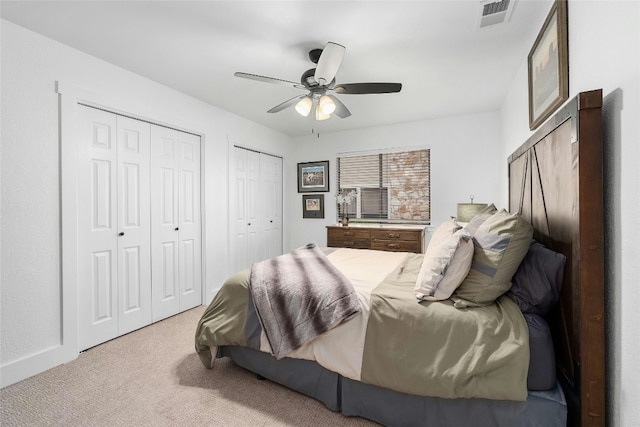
[234,42,402,121]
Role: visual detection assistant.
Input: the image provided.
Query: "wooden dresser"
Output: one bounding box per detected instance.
[326,225,426,253]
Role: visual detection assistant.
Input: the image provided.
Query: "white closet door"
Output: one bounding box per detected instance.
[230,147,262,274]
[116,116,152,335]
[229,147,283,273]
[78,106,200,348]
[261,154,283,260]
[246,150,262,265]
[151,126,180,321]
[78,106,119,350]
[151,125,202,320]
[230,147,247,274]
[177,131,202,311]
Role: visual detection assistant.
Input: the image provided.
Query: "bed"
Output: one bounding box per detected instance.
[195,89,605,427]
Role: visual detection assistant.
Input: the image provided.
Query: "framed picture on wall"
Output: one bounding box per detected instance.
[528,0,568,130]
[302,194,325,219]
[297,160,330,193]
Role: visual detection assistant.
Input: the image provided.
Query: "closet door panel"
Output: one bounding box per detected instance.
[160,242,178,295]
[230,147,248,274]
[246,150,262,265]
[177,131,201,310]
[151,126,202,318]
[231,148,264,271]
[78,106,119,350]
[117,116,152,335]
[151,126,180,321]
[261,154,283,260]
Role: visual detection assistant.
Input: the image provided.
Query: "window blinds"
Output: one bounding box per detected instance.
[337,149,430,224]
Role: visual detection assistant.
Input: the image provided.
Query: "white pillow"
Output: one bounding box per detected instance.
[415,220,474,301]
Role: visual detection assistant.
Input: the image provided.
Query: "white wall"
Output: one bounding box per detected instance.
[288,112,504,250]
[500,1,640,426]
[0,20,293,386]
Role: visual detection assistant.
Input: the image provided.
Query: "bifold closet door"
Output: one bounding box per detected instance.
[230,147,260,274]
[150,125,202,321]
[230,147,283,274]
[260,154,283,260]
[77,106,152,350]
[116,116,152,334]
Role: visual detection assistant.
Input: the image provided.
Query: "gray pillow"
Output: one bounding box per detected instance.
[452,209,533,308]
[507,241,566,315]
[524,313,556,391]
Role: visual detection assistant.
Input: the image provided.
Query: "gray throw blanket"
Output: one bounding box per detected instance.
[249,243,360,359]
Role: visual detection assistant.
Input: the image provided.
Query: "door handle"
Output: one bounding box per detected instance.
[118,232,125,237]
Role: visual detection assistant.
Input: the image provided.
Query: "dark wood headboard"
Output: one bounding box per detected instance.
[508,89,605,427]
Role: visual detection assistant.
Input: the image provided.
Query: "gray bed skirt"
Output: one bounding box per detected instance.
[217,346,567,427]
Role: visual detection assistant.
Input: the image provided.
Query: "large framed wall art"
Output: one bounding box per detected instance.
[528,0,568,130]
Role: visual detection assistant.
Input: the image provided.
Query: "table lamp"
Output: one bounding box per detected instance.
[456,195,487,222]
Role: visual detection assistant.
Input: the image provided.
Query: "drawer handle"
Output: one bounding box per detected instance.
[388,233,400,238]
[343,241,354,246]
[388,243,400,249]
[343,232,354,236]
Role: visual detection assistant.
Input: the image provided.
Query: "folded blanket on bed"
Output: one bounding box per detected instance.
[249,243,360,359]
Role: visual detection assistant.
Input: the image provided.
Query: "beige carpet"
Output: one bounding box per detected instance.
[1,306,377,426]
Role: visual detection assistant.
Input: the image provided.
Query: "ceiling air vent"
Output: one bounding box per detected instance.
[477,0,515,28]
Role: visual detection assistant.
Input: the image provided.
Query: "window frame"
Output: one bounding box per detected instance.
[336,148,430,225]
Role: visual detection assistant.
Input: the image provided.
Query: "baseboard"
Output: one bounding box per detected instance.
[0,344,78,388]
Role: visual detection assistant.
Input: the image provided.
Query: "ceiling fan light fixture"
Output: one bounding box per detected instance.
[234,41,401,122]
[318,95,336,115]
[295,96,312,116]
[315,105,331,121]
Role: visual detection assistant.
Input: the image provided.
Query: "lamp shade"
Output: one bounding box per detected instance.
[315,105,331,121]
[456,203,488,222]
[295,96,312,116]
[318,95,336,115]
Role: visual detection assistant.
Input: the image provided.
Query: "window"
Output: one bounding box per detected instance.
[336,148,430,224]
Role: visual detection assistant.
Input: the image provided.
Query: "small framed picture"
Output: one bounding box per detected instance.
[302,194,324,219]
[297,160,330,193]
[527,0,568,130]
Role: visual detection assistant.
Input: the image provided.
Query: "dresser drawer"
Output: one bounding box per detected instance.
[327,227,371,249]
[371,240,421,253]
[327,237,371,249]
[327,228,370,240]
[370,229,420,242]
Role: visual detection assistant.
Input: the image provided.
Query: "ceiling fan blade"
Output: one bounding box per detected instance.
[327,95,351,118]
[314,42,345,85]
[234,72,305,89]
[334,83,402,94]
[267,95,306,113]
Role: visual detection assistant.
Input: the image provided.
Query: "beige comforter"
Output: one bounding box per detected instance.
[195,248,529,401]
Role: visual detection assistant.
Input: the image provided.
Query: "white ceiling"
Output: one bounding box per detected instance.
[1,0,553,137]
